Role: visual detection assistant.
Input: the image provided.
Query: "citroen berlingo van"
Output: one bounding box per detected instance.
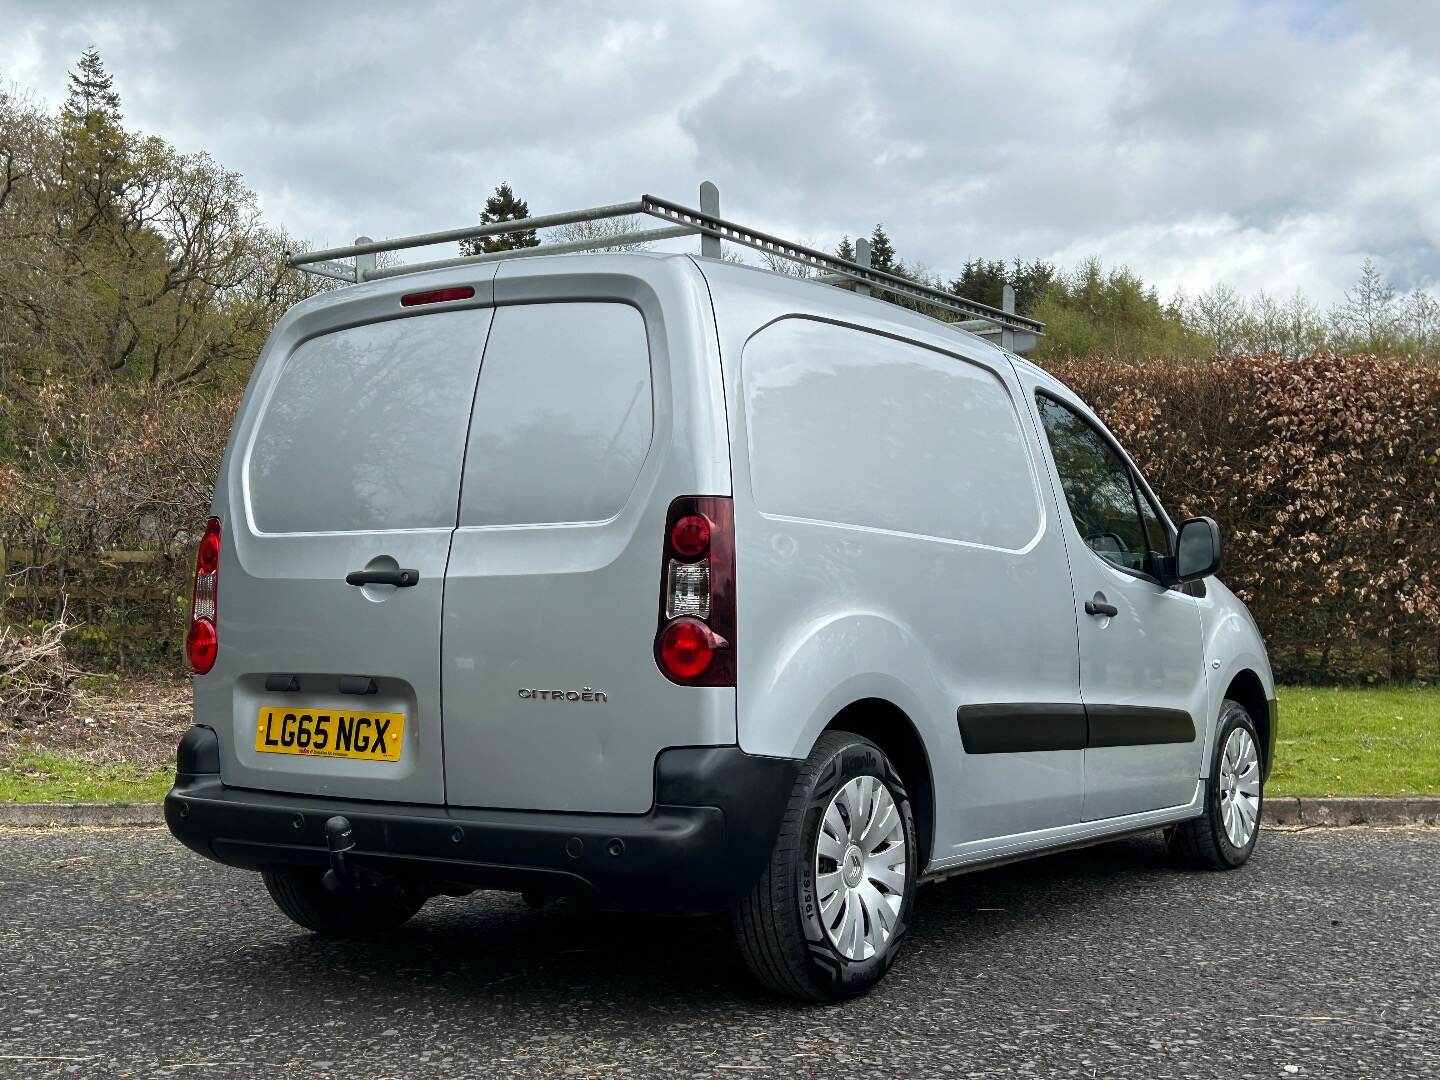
[167,240,1276,1001]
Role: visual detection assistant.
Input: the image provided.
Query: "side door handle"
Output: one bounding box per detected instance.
[1084,593,1118,618]
[345,568,420,588]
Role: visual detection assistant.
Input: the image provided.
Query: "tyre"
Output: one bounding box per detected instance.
[733,730,917,1002]
[262,869,426,938]
[1168,699,1264,870]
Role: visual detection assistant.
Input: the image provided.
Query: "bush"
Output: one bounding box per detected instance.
[1045,353,1440,682]
[0,616,78,727]
[0,380,239,671]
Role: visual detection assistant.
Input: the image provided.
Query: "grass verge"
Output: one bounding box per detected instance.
[1268,685,1439,797]
[0,752,171,804]
[0,685,1435,803]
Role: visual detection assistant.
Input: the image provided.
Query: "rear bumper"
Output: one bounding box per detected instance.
[165,728,799,912]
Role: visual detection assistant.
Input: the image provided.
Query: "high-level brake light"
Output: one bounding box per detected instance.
[400,286,475,307]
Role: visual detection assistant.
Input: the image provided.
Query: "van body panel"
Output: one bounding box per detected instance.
[441,256,734,813]
[1196,578,1276,775]
[697,262,1087,852]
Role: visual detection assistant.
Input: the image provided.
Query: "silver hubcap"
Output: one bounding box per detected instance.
[1218,726,1261,848]
[815,775,908,961]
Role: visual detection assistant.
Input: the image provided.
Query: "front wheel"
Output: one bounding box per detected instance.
[1169,699,1264,869]
[733,731,917,1001]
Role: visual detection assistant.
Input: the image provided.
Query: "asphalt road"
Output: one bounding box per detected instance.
[0,827,1435,1079]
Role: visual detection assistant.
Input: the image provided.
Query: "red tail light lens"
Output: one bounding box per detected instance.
[186,617,217,674]
[670,514,711,558]
[658,619,717,679]
[655,496,734,685]
[188,517,221,674]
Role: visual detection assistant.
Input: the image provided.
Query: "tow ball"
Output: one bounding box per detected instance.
[322,815,386,894]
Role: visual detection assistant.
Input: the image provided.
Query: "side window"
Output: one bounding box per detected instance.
[1035,395,1156,575]
[743,318,1042,551]
[1135,487,1169,565]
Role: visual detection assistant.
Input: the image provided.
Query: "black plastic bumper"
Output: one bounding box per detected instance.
[165,728,799,912]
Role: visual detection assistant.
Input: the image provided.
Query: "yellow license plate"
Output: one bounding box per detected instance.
[254,706,405,762]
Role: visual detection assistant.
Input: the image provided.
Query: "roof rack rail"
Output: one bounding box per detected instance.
[285,182,1042,347]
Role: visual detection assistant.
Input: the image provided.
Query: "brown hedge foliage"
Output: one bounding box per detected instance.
[1045,353,1440,682]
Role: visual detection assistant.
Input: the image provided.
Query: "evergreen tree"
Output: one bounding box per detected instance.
[1010,258,1057,314]
[949,258,1009,309]
[948,257,1056,315]
[58,49,129,242]
[836,235,855,261]
[66,47,122,126]
[868,223,896,273]
[460,181,540,255]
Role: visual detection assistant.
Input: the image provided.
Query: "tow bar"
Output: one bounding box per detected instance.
[322,815,385,894]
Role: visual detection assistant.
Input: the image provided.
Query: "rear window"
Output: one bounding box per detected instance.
[743,318,1041,550]
[247,309,489,534]
[459,302,652,527]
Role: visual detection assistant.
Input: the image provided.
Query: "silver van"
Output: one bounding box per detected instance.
[167,195,1276,1001]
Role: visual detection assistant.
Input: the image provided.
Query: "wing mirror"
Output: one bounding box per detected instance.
[1172,516,1222,583]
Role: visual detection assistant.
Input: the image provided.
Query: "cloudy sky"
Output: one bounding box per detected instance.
[3,0,1437,303]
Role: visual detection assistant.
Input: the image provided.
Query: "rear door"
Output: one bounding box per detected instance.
[214,304,495,804]
[440,298,669,813]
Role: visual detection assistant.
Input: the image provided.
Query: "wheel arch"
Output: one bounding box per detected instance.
[821,698,936,873]
[1223,669,1273,780]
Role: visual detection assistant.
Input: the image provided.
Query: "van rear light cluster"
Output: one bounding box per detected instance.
[186,517,221,674]
[655,496,735,685]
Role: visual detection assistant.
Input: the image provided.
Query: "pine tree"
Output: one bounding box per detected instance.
[460,181,540,255]
[58,48,129,241]
[66,47,122,126]
[836,235,855,261]
[868,224,896,273]
[949,258,1008,308]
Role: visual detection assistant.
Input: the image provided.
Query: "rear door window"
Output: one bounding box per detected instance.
[458,302,652,526]
[247,309,492,534]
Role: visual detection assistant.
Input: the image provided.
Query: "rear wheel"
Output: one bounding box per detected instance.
[733,731,917,1001]
[262,869,426,938]
[1169,699,1263,869]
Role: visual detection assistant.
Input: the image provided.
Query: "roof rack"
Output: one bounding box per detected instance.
[286,182,1042,349]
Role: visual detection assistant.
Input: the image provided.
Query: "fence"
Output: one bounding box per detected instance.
[0,542,185,671]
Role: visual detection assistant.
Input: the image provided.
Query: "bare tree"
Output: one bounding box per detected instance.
[1332,257,1397,351]
[1401,288,1440,354]
[1190,283,1246,357]
[549,214,653,252]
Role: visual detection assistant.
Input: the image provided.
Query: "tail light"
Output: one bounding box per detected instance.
[187,517,221,674]
[655,496,735,685]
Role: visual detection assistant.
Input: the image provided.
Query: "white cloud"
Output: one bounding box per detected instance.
[1,0,1435,302]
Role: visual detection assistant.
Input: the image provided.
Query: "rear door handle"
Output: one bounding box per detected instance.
[1084,593,1118,618]
[345,568,419,588]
